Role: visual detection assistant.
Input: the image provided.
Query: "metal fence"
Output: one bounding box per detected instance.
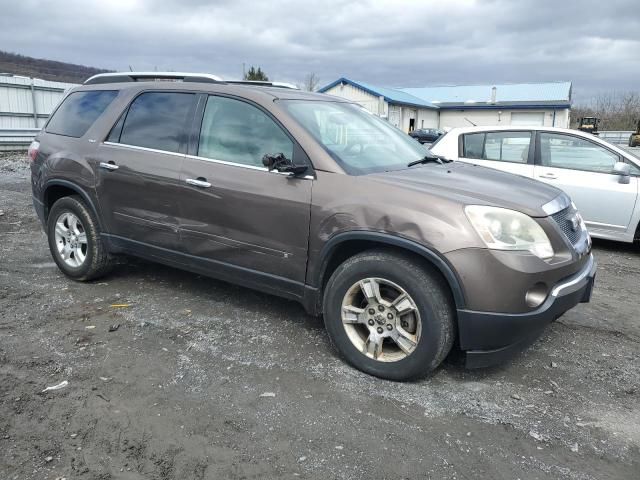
[598,131,633,145]
[0,75,77,150]
[0,75,77,128]
[0,128,41,151]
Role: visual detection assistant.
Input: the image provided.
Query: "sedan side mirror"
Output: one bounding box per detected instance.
[262,153,308,176]
[613,162,631,184]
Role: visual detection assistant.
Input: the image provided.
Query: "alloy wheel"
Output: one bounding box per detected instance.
[54,212,88,268]
[341,277,421,362]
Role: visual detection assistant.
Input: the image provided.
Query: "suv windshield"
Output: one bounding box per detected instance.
[282,100,428,174]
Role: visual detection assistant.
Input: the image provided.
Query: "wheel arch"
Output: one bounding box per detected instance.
[43,180,103,230]
[311,231,466,313]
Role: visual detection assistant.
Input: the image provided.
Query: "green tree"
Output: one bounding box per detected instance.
[243,65,269,81]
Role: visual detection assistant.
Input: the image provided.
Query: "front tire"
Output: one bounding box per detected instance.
[323,250,455,381]
[47,196,113,281]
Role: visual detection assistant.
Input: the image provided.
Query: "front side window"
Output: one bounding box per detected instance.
[463,131,531,163]
[282,100,427,174]
[46,90,118,138]
[198,96,293,168]
[539,132,619,173]
[118,92,195,153]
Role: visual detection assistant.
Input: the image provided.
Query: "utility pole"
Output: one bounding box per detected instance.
[242,63,245,79]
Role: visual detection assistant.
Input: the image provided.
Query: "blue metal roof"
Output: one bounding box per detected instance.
[318,77,439,109]
[400,82,572,106]
[319,78,572,110]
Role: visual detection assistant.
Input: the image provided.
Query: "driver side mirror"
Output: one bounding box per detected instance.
[613,162,631,184]
[262,153,308,176]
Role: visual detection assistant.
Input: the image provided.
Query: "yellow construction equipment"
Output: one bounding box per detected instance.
[577,116,600,135]
[629,120,640,147]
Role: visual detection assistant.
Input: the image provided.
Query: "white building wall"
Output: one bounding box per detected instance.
[322,82,571,130]
[323,83,384,116]
[322,83,438,132]
[438,108,570,129]
[417,109,439,129]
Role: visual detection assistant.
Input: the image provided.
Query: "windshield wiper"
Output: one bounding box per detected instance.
[407,154,452,167]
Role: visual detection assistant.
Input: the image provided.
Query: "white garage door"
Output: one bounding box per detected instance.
[511,112,545,126]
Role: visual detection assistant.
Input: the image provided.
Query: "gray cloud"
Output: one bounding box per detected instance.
[1,0,638,101]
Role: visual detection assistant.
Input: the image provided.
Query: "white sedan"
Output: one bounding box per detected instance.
[431,126,640,243]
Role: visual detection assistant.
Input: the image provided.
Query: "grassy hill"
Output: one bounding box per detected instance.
[0,50,111,84]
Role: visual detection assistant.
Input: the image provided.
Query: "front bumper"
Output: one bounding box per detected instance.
[457,254,596,368]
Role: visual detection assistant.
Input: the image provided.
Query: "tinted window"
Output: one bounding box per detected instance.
[539,133,618,173]
[119,92,195,153]
[198,96,293,167]
[463,131,531,163]
[106,112,125,143]
[463,133,484,158]
[46,90,118,137]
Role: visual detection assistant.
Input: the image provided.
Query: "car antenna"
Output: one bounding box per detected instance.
[464,117,477,126]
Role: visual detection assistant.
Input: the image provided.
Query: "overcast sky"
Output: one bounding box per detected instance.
[1,0,638,101]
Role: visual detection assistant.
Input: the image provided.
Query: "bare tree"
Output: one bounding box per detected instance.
[302,72,320,92]
[572,91,640,130]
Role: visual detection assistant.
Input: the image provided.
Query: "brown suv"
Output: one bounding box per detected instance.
[29,72,596,380]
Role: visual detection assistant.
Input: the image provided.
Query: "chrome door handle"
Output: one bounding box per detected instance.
[99,161,119,170]
[539,173,557,179]
[186,178,211,188]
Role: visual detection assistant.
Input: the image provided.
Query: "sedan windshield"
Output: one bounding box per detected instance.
[281,100,430,174]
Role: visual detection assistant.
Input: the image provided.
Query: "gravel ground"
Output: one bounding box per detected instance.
[0,151,639,479]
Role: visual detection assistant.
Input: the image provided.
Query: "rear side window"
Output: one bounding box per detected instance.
[46,90,118,138]
[118,92,195,153]
[463,131,531,163]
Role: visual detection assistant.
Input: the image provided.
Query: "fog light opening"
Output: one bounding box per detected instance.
[525,282,548,308]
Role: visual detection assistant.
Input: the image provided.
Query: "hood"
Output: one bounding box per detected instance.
[368,162,563,217]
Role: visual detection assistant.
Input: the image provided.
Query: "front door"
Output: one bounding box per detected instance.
[458,130,535,177]
[533,131,638,233]
[96,91,196,250]
[179,95,312,286]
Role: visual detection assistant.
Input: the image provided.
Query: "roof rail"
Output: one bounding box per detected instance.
[84,72,224,85]
[225,80,299,90]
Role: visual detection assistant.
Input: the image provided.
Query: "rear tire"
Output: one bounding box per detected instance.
[47,196,113,281]
[323,250,455,381]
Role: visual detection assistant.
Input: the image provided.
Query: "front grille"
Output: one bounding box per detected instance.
[551,206,581,245]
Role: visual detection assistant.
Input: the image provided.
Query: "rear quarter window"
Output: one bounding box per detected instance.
[46,90,118,138]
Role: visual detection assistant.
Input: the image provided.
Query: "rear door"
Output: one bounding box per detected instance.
[95,91,197,250]
[178,94,313,286]
[458,130,535,177]
[533,131,638,233]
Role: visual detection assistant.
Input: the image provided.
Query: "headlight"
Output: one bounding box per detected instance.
[465,206,554,259]
[571,202,588,233]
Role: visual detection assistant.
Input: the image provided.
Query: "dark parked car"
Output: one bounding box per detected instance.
[29,72,595,380]
[409,128,443,143]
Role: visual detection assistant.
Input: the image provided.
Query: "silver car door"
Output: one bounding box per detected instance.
[534,131,638,234]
